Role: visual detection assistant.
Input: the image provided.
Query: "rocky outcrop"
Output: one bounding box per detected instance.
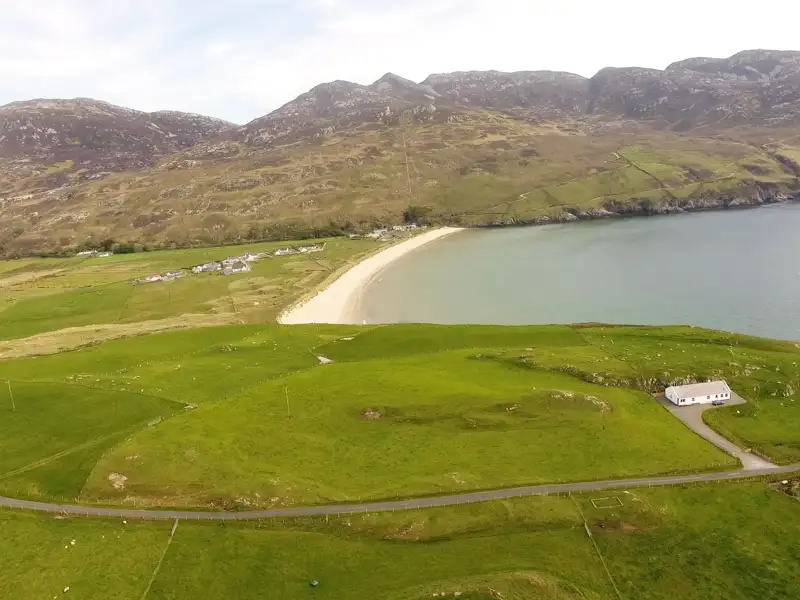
[478,181,799,229]
[239,75,449,146]
[588,50,800,127]
[421,70,590,118]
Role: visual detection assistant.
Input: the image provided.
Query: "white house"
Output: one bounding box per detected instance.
[222,261,251,276]
[665,381,732,406]
[192,262,222,273]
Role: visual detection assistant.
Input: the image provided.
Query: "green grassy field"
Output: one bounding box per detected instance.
[3,322,798,508]
[2,482,798,600]
[0,237,375,345]
[81,348,732,507]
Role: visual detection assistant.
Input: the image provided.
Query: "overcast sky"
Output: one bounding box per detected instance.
[1,0,799,124]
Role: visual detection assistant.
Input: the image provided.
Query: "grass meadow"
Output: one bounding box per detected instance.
[8,322,797,507]
[0,323,797,507]
[2,482,798,600]
[0,236,375,344]
[84,349,733,507]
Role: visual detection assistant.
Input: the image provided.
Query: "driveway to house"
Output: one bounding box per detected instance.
[656,392,775,470]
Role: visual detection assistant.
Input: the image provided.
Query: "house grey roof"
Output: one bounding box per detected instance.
[667,381,731,398]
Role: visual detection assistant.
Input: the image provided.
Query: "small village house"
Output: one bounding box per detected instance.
[192,262,222,274]
[163,271,186,281]
[665,381,732,406]
[222,260,251,276]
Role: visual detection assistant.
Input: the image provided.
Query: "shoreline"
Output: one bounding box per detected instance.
[278,227,464,325]
[474,194,799,229]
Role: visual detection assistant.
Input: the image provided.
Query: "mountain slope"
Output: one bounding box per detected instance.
[1,49,800,256]
[0,98,235,186]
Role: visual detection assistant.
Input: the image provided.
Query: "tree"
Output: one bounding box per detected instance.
[403,205,432,224]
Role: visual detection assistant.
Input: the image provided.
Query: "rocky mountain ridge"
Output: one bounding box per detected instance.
[1,49,800,256]
[3,49,800,165]
[0,98,236,175]
[240,49,800,144]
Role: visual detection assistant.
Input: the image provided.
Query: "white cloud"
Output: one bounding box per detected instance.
[1,0,799,123]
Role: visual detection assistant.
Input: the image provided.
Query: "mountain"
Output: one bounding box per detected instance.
[588,50,800,127]
[1,49,800,256]
[240,49,800,146]
[0,98,235,177]
[239,74,445,146]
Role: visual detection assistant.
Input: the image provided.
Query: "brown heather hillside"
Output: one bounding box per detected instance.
[1,50,800,256]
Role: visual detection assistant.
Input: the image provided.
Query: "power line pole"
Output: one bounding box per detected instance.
[7,380,16,412]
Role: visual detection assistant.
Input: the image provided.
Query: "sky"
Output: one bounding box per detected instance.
[1,0,799,124]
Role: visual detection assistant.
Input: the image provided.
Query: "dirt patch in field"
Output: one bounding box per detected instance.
[594,519,639,532]
[108,472,128,490]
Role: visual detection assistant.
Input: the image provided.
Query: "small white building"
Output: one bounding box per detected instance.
[222,261,251,276]
[192,262,222,274]
[665,381,732,406]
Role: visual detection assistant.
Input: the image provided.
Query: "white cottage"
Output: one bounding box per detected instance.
[665,381,732,406]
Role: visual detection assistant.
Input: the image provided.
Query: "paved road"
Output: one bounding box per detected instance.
[656,392,776,470]
[1,465,798,521]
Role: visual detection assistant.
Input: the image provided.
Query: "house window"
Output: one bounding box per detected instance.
[707,396,710,400]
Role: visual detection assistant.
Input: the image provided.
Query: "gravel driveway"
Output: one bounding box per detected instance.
[656,392,775,470]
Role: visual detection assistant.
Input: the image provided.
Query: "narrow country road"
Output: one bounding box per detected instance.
[1,465,797,521]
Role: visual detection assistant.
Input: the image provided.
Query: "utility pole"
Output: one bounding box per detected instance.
[285,387,291,418]
[7,380,15,412]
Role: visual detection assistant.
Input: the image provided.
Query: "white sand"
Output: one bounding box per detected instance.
[279,227,463,325]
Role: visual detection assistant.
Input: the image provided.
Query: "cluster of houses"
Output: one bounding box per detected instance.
[364,224,426,240]
[137,271,186,284]
[135,243,326,284]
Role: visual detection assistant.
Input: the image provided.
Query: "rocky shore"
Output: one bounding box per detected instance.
[478,183,800,228]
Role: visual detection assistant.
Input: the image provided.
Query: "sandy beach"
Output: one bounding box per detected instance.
[279,227,463,324]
